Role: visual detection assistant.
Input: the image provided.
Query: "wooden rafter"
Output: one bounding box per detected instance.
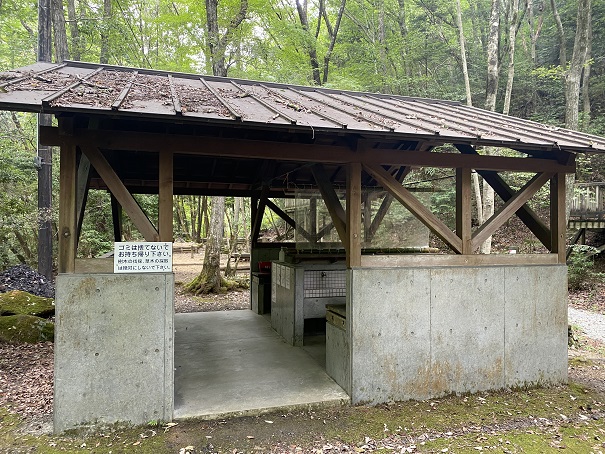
[367,166,411,241]
[311,164,348,251]
[471,172,554,250]
[80,144,159,242]
[251,188,268,245]
[363,163,463,254]
[75,151,91,248]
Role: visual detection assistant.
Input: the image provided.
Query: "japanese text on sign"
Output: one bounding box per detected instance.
[113,242,173,273]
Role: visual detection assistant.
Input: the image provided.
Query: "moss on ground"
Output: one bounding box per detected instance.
[1,358,604,453]
[0,314,54,343]
[0,290,54,317]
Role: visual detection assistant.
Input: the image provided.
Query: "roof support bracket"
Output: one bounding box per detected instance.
[80,144,159,242]
[363,162,463,254]
[311,164,348,252]
[455,144,552,249]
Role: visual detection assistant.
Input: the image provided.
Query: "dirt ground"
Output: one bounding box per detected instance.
[173,251,250,313]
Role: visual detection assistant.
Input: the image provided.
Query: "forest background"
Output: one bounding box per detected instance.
[0,0,602,280]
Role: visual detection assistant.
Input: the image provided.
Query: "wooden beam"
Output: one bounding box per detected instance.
[81,145,159,242]
[456,168,472,254]
[472,172,553,249]
[40,127,577,173]
[455,144,552,249]
[309,197,317,236]
[265,199,316,243]
[251,188,268,245]
[75,151,91,248]
[110,194,122,242]
[159,150,174,242]
[363,163,463,254]
[58,143,77,274]
[367,166,411,241]
[311,164,348,250]
[550,173,566,263]
[347,162,362,267]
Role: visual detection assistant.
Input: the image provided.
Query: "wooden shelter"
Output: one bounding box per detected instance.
[2,60,605,431]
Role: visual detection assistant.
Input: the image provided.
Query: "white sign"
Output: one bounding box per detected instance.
[114,242,173,273]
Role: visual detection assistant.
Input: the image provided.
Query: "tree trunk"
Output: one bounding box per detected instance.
[66,0,81,60]
[550,0,566,67]
[456,0,472,107]
[564,0,591,223]
[201,195,209,237]
[581,19,592,129]
[186,197,225,294]
[187,0,248,293]
[526,0,544,65]
[295,0,321,85]
[502,0,521,115]
[481,0,500,254]
[205,0,248,77]
[565,0,591,131]
[51,0,69,62]
[99,0,112,64]
[321,0,346,84]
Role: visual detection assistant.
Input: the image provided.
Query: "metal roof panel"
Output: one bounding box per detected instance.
[0,60,604,153]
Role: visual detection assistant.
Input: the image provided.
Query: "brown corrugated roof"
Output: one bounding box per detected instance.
[1,60,605,153]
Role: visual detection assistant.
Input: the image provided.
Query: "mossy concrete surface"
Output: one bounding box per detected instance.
[0,290,55,317]
[0,314,54,343]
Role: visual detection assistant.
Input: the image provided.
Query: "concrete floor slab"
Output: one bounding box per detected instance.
[174,310,349,419]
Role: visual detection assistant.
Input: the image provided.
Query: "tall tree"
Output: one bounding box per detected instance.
[565,0,591,130]
[51,0,69,61]
[187,0,249,294]
[99,0,112,64]
[37,0,53,279]
[480,0,500,254]
[66,0,81,60]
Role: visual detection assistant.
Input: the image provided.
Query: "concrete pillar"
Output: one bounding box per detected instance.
[54,273,174,432]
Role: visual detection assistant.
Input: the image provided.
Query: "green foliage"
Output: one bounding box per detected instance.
[567,245,603,291]
[0,112,39,268]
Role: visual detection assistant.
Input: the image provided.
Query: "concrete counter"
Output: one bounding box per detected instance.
[271,261,345,346]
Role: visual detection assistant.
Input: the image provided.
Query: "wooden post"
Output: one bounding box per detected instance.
[159,150,174,242]
[347,162,362,267]
[75,151,91,247]
[111,194,122,242]
[550,173,567,263]
[456,167,472,254]
[58,143,77,274]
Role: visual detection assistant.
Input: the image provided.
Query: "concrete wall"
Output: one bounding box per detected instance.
[348,265,567,404]
[271,263,300,345]
[272,262,346,346]
[54,273,174,432]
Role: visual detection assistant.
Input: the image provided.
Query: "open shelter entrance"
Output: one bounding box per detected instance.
[2,61,605,432]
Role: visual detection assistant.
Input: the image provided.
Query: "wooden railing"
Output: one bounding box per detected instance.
[571,183,605,219]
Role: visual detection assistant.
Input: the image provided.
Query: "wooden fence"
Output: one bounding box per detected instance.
[571,183,605,219]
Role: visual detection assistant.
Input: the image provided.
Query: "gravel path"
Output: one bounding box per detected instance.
[569,306,605,343]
